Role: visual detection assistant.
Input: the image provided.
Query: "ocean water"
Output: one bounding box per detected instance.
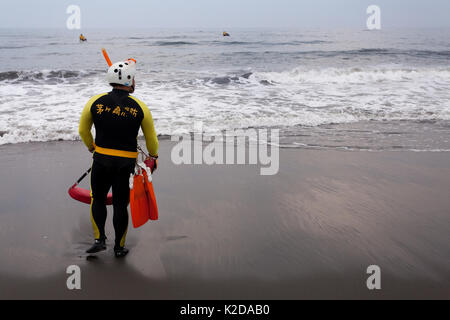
[0,28,449,151]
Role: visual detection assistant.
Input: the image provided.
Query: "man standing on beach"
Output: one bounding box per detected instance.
[78,58,159,257]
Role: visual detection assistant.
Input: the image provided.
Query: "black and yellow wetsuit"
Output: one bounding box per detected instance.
[79,89,158,249]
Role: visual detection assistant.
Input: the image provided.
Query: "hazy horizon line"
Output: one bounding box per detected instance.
[2,26,450,31]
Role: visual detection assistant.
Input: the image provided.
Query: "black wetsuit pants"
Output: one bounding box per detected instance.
[90,159,135,248]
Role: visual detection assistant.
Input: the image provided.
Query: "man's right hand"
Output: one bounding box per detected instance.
[144,157,157,173]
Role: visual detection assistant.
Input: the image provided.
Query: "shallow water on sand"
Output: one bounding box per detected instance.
[0,141,449,299]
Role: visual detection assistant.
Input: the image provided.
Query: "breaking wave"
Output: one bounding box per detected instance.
[0,70,100,83]
[1,66,449,150]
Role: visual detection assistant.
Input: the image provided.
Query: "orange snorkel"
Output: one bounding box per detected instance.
[102,48,136,67]
[102,48,113,67]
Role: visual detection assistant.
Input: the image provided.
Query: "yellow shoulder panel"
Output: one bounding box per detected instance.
[79,93,107,150]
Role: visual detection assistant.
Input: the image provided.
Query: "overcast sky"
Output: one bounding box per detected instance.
[1,0,449,29]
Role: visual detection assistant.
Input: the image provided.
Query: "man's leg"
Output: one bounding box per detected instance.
[111,163,134,256]
[90,160,112,242]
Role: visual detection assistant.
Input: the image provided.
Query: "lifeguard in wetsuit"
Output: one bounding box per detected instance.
[78,58,158,257]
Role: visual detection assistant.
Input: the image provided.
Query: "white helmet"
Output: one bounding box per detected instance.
[106,58,136,87]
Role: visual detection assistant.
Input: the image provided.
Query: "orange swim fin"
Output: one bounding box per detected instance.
[130,173,150,228]
[142,170,158,221]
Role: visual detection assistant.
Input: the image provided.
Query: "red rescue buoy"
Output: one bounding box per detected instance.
[68,183,113,205]
[68,152,156,206]
[68,167,113,205]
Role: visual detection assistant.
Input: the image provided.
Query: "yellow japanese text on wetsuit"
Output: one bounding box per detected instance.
[78,90,159,158]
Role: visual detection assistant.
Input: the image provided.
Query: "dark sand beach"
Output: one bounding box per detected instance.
[0,140,449,299]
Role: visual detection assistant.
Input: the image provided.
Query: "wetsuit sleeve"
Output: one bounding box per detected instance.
[130,97,159,157]
[79,94,105,151]
[141,104,159,157]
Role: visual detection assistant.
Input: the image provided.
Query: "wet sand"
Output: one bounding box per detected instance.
[0,141,449,299]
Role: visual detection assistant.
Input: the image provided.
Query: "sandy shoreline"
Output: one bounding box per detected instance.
[0,140,449,299]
